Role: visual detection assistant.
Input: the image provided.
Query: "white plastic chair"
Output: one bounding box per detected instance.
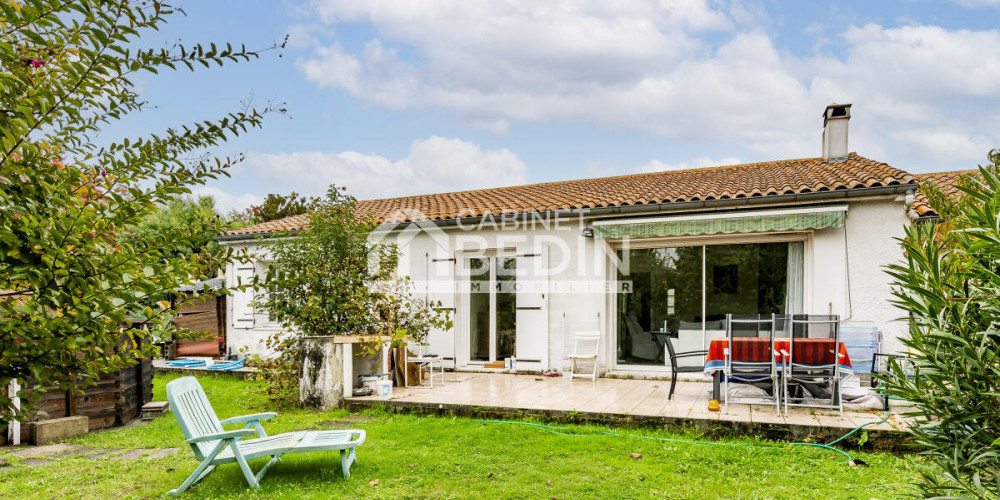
[568,331,601,380]
[405,342,445,388]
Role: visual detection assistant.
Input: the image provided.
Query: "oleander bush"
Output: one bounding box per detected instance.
[886,149,1000,499]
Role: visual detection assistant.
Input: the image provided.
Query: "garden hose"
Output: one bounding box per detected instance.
[791,401,897,467]
[474,403,895,468]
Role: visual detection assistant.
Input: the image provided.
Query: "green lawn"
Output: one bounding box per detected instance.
[0,373,920,499]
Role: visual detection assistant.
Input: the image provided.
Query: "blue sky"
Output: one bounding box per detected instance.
[112,0,1000,212]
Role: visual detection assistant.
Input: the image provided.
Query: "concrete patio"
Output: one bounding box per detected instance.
[345,372,913,450]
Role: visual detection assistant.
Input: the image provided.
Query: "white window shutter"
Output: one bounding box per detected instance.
[424,249,456,367]
[232,264,256,329]
[515,245,549,370]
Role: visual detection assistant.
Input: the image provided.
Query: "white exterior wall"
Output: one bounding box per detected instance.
[803,198,910,354]
[842,199,911,353]
[222,241,287,358]
[222,195,914,367]
[385,215,609,371]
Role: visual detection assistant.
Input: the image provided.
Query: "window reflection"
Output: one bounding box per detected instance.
[616,241,804,367]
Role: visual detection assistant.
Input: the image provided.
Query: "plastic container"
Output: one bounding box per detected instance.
[359,374,382,391]
[375,379,392,397]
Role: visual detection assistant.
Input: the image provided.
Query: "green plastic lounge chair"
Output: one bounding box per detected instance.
[165,376,365,495]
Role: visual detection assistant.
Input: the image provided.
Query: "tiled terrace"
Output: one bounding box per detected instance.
[346,372,912,448]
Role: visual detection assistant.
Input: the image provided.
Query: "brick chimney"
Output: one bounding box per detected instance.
[822,103,851,161]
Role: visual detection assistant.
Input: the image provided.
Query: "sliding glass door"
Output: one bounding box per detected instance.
[616,247,702,365]
[616,241,804,367]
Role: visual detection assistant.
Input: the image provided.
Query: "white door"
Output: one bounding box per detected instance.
[515,247,549,370]
[424,250,456,368]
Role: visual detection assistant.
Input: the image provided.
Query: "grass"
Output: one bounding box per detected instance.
[0,373,921,499]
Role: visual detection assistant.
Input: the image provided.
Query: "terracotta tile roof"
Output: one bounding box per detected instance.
[227,213,310,236]
[910,169,980,217]
[225,152,917,236]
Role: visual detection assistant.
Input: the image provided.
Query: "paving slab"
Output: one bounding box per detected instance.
[17,458,51,467]
[81,449,122,460]
[49,447,100,459]
[112,448,157,460]
[9,443,73,459]
[143,448,179,460]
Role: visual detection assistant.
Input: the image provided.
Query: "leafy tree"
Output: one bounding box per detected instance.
[126,195,222,263]
[0,1,273,425]
[246,191,320,225]
[885,150,1000,499]
[252,186,451,402]
[121,195,234,326]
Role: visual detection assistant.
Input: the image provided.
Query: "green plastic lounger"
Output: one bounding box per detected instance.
[165,376,366,495]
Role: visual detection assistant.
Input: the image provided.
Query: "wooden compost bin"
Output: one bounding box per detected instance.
[1,357,153,445]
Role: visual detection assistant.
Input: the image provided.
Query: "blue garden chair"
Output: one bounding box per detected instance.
[165,376,365,495]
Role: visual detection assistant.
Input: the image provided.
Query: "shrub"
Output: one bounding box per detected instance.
[0,0,271,425]
[249,187,450,402]
[885,150,1000,498]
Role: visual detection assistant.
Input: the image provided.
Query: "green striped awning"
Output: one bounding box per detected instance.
[593,210,846,239]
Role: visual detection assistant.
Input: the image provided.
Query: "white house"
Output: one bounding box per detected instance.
[218,104,968,378]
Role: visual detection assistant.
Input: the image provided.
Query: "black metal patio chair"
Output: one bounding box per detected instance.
[665,338,707,400]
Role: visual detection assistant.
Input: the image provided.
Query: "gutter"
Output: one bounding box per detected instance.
[429,183,918,229]
[217,183,918,241]
[580,184,916,222]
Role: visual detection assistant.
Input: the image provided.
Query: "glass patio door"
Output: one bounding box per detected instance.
[616,241,804,367]
[468,256,516,363]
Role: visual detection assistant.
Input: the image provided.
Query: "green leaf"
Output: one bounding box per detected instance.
[0,0,269,430]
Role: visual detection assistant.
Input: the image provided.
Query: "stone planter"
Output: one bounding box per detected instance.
[299,335,391,410]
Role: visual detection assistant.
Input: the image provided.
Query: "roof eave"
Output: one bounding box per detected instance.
[582,183,918,219]
[380,183,919,231]
[216,229,304,244]
[219,183,918,239]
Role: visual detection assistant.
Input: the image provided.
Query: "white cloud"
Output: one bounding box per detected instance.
[294,2,1000,170]
[285,23,321,49]
[636,156,742,173]
[299,0,731,118]
[209,136,528,211]
[298,40,420,108]
[799,24,1000,163]
[951,0,1000,6]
